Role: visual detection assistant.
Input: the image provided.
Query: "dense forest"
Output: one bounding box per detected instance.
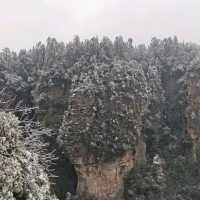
[1,36,200,200]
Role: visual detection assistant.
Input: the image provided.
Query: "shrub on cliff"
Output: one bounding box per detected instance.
[0,111,58,200]
[124,159,166,200]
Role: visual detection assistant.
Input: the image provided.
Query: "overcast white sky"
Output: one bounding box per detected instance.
[0,0,200,51]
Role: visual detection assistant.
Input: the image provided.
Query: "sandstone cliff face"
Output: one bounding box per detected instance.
[32,70,71,129]
[76,151,134,200]
[59,61,149,199]
[186,69,200,162]
[142,64,165,160]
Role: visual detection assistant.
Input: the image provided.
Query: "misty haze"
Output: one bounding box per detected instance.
[1,1,200,200]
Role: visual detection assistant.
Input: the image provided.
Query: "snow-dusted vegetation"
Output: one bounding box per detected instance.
[1,36,200,200]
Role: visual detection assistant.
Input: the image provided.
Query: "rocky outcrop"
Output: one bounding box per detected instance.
[59,61,149,199]
[3,37,200,200]
[76,151,134,200]
[32,69,71,129]
[142,64,165,159]
[186,67,200,162]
